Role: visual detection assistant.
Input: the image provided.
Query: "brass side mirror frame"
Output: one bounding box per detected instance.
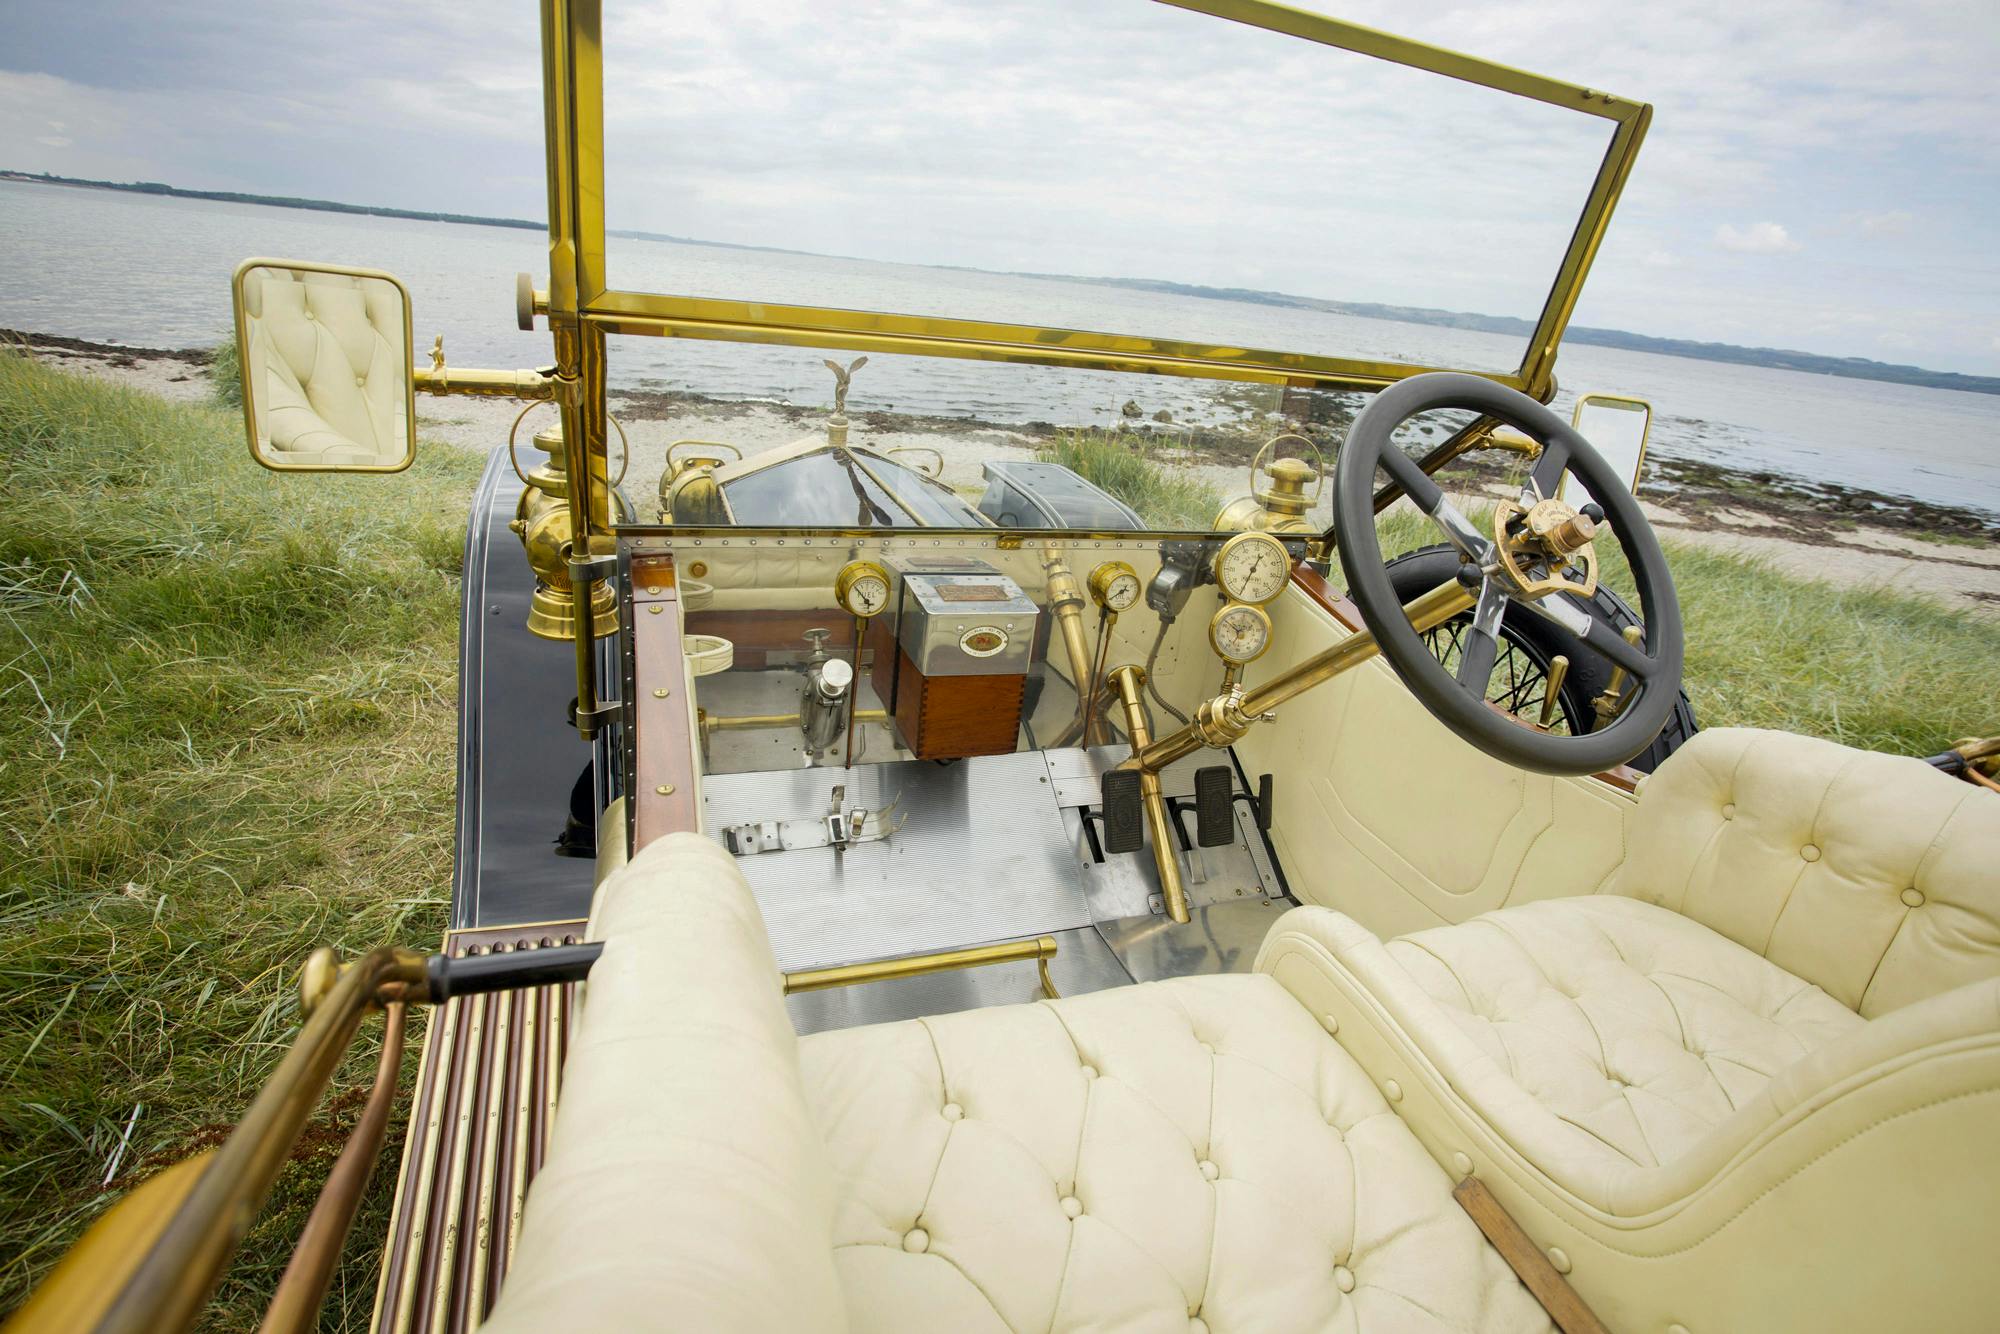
[1564,393,1651,500]
[230,258,420,474]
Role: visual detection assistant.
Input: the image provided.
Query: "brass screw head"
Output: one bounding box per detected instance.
[647,605,663,615]
[655,784,675,796]
[652,687,670,698]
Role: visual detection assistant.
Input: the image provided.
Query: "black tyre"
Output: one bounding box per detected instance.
[1383,544,1697,772]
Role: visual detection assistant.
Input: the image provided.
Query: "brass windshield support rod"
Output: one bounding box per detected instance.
[1126,580,1477,776]
[1108,665,1191,925]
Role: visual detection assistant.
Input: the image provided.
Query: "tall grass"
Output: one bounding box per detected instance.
[0,350,481,1326]
[206,339,242,409]
[1037,428,1221,530]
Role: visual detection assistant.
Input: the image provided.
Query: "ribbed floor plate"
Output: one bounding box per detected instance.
[702,751,1093,971]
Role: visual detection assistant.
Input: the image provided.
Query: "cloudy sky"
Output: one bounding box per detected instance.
[4,0,1997,374]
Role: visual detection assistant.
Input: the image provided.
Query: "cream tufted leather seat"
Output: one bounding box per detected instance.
[1263,728,2000,1333]
[240,267,409,465]
[486,834,1555,1333]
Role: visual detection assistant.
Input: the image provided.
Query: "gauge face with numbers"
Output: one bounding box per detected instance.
[1088,560,1142,612]
[835,560,892,618]
[1209,603,1272,664]
[1214,532,1289,605]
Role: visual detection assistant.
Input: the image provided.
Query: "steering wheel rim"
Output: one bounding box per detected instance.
[1333,372,1684,776]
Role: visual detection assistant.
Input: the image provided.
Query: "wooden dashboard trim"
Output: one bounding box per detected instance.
[1286,562,1644,794]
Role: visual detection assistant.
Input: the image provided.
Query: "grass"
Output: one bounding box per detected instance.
[1364,502,2000,755]
[0,356,1993,1326]
[1038,427,1222,529]
[205,339,241,409]
[0,349,481,1327]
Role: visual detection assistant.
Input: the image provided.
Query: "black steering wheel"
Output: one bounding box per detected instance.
[1333,373,1684,776]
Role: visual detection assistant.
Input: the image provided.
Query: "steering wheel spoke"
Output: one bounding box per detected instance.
[1528,438,1571,501]
[1582,616,1658,679]
[1454,578,1508,693]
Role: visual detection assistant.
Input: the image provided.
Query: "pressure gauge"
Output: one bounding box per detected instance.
[1214,531,1290,605]
[834,560,892,618]
[1208,602,1273,665]
[1086,560,1142,613]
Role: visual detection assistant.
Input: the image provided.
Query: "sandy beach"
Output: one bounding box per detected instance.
[14,326,1997,619]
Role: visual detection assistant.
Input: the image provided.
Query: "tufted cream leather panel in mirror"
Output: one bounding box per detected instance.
[232,260,415,470]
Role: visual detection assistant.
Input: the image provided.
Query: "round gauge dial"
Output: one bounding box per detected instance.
[1087,560,1142,613]
[1208,603,1273,665]
[834,560,892,618]
[1213,532,1290,605]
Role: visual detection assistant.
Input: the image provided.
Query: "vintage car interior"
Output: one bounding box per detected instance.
[12,3,1996,1333]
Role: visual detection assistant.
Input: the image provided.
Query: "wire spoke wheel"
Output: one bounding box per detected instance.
[1420,616,1574,736]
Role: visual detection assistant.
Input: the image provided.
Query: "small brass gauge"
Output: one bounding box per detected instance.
[1208,602,1273,664]
[1214,531,1289,605]
[1086,560,1142,613]
[834,560,892,618]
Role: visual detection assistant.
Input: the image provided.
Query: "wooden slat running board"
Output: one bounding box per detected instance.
[370,922,586,1334]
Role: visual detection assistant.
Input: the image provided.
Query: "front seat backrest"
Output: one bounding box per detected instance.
[1608,727,2000,1017]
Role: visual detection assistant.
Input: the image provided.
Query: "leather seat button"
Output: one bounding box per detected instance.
[941,1102,963,1122]
[1322,1012,1339,1034]
[1333,1264,1356,1293]
[1199,1159,1219,1181]
[1383,1079,1403,1103]
[1451,1152,1473,1176]
[1079,1064,1097,1080]
[1549,1247,1572,1274]
[1667,1324,1690,1334]
[902,1228,929,1253]
[1199,1041,1215,1054]
[354,373,366,387]
[1189,1320,1208,1334]
[1060,1196,1083,1219]
[1721,803,1735,819]
[1901,887,1925,908]
[1800,843,1821,862]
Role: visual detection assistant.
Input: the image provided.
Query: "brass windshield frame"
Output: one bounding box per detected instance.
[540,0,1648,398]
[537,0,1648,731]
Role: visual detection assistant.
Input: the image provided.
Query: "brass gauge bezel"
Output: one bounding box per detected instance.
[1208,602,1273,665]
[1212,531,1291,605]
[1086,560,1142,612]
[834,559,892,618]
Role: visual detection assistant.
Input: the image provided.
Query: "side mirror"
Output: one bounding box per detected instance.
[1566,393,1650,499]
[230,259,417,472]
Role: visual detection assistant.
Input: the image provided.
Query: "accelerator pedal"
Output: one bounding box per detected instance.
[1193,766,1236,848]
[1099,769,1144,854]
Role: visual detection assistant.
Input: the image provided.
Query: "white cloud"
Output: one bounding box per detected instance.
[1642,250,1677,268]
[1715,222,1802,254]
[1854,210,1915,237]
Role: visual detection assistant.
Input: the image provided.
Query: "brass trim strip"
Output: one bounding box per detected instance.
[783,936,1060,998]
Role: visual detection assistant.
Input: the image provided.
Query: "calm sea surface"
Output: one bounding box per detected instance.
[5,181,1997,519]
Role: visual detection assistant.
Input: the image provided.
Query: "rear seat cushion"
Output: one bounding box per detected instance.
[798,973,1553,1333]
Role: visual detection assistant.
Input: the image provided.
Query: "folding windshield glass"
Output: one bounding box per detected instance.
[598,0,1620,378]
[580,1,1641,535]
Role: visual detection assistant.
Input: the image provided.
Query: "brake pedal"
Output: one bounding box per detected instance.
[1099,769,1144,854]
[1193,766,1235,848]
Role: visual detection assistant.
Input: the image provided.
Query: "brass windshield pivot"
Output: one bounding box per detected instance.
[1107,665,1190,924]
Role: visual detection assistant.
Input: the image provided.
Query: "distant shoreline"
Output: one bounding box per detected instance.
[9,169,1997,398]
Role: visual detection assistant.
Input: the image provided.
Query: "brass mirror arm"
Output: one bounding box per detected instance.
[80,947,429,1334]
[1126,580,1478,775]
[411,364,559,400]
[1108,666,1191,924]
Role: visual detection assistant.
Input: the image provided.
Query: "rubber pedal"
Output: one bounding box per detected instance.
[1193,766,1235,848]
[1099,769,1144,855]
